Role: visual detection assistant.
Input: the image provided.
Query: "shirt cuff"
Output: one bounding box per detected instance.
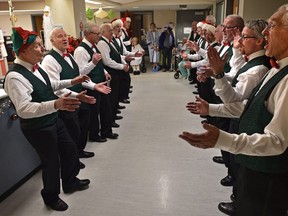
[209,104,221,116]
[46,100,58,112]
[214,130,235,153]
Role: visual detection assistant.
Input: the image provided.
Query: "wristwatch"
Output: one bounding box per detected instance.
[214,72,225,79]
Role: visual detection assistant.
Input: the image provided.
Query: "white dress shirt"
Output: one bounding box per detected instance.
[214,49,269,102]
[97,36,125,70]
[209,57,288,157]
[5,58,72,119]
[73,38,108,90]
[41,47,79,97]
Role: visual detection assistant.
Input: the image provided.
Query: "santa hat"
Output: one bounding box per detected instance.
[203,24,216,34]
[111,18,123,28]
[12,27,38,55]
[196,21,206,28]
[121,16,131,23]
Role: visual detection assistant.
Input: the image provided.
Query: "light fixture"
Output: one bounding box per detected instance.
[94,8,108,19]
[85,0,102,5]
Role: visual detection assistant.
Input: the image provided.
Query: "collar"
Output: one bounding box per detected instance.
[246,49,266,62]
[102,36,111,43]
[14,57,34,72]
[52,46,68,56]
[277,56,288,70]
[82,38,96,48]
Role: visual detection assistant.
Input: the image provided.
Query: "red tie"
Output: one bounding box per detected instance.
[244,55,249,62]
[33,64,39,72]
[63,53,70,57]
[223,41,231,46]
[270,58,279,69]
[91,44,96,49]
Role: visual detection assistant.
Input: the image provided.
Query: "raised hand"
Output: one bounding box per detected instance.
[95,81,111,94]
[54,92,81,112]
[207,46,228,75]
[179,123,220,149]
[76,90,96,104]
[71,75,90,85]
[186,96,209,115]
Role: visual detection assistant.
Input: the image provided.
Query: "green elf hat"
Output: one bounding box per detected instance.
[12,27,38,55]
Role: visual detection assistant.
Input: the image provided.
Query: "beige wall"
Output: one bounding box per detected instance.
[0,15,33,35]
[153,10,176,31]
[239,0,287,21]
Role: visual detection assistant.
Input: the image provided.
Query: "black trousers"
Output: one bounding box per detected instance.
[87,89,113,139]
[59,102,90,153]
[109,71,121,120]
[236,166,288,216]
[119,71,131,100]
[162,47,172,70]
[21,118,80,204]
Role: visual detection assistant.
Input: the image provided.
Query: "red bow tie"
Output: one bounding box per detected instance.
[223,41,231,46]
[270,58,279,69]
[91,44,96,49]
[62,53,70,57]
[244,55,249,62]
[33,64,39,72]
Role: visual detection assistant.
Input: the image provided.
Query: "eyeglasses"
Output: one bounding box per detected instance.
[221,24,238,30]
[239,35,257,40]
[90,32,101,36]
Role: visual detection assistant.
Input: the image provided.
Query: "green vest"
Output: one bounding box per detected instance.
[8,63,58,129]
[112,37,124,55]
[78,42,106,83]
[223,45,233,73]
[121,29,131,52]
[236,65,288,173]
[100,37,122,74]
[48,49,82,93]
[231,55,271,87]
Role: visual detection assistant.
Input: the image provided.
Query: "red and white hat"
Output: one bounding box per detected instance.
[111,18,123,28]
[121,17,131,23]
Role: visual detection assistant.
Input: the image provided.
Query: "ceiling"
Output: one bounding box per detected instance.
[85,0,217,11]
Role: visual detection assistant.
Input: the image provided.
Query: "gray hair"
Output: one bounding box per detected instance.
[83,23,98,36]
[226,14,245,31]
[100,23,112,35]
[49,27,64,40]
[206,15,216,25]
[278,4,288,26]
[245,19,267,38]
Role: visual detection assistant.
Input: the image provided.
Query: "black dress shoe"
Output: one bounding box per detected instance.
[78,151,95,158]
[120,99,130,104]
[45,198,68,211]
[189,80,197,84]
[111,122,120,128]
[192,91,199,94]
[218,202,236,215]
[130,86,133,89]
[220,175,234,186]
[118,105,126,109]
[212,156,225,164]
[115,115,123,120]
[79,161,85,169]
[230,194,236,202]
[89,137,107,142]
[102,133,118,139]
[129,90,133,93]
[63,179,90,194]
[116,109,121,114]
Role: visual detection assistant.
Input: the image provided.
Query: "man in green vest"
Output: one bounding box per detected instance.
[179,4,288,215]
[4,27,91,211]
[196,19,271,215]
[74,23,118,142]
[42,28,109,164]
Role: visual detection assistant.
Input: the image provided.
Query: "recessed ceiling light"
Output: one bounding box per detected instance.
[85,0,102,5]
